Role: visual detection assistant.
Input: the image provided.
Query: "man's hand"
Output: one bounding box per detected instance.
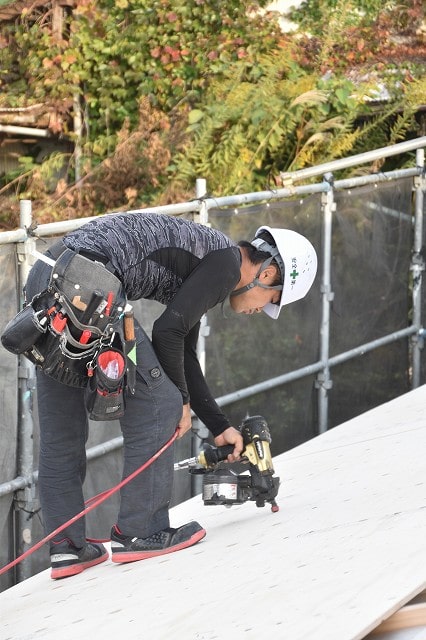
[176,403,192,438]
[214,426,244,462]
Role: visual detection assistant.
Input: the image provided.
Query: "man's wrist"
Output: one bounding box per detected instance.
[209,422,232,438]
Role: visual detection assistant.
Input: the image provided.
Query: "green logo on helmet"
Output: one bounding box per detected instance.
[290,258,299,288]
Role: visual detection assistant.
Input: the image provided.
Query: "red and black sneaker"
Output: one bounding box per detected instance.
[50,539,109,580]
[110,521,206,563]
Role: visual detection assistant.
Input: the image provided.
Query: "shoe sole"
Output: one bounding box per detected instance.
[51,550,109,579]
[111,528,206,564]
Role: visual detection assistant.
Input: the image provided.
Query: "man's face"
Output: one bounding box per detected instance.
[229,284,281,315]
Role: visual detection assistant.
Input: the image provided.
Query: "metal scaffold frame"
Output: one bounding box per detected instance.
[0,136,425,583]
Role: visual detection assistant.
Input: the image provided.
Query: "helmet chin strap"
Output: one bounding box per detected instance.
[230,256,283,298]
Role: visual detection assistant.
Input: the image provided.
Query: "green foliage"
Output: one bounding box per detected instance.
[287,0,414,34]
[172,45,417,194]
[1,1,281,150]
[287,0,425,72]
[13,99,181,223]
[0,0,284,219]
[288,0,384,29]
[0,0,424,224]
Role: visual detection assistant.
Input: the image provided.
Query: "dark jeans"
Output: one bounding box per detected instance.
[27,258,182,548]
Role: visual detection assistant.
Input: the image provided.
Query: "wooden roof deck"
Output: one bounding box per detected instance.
[2,385,426,639]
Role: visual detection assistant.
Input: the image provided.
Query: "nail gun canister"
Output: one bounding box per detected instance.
[202,469,244,506]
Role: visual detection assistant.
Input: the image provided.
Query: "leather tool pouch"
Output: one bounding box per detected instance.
[85,348,126,421]
[1,301,48,355]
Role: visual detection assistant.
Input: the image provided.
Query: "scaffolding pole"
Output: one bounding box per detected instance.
[192,178,211,495]
[317,177,335,434]
[15,200,37,582]
[411,148,426,387]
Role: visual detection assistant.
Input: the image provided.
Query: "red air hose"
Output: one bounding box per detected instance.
[0,429,179,577]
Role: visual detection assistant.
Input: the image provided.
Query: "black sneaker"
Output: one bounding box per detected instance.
[110,521,206,563]
[50,539,109,579]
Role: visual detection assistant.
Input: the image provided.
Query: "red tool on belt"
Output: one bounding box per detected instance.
[50,310,67,333]
[78,290,106,344]
[105,292,114,317]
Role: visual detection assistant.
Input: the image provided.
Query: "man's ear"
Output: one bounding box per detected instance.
[260,265,278,282]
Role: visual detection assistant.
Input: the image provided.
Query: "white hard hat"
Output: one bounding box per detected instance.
[253,226,318,319]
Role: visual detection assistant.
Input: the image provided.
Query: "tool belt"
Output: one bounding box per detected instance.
[1,242,136,420]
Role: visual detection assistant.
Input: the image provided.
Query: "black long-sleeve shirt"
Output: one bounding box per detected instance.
[63,212,241,435]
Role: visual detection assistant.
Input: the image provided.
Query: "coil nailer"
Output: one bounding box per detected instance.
[174,415,280,512]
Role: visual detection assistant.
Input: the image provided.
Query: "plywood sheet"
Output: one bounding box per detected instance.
[2,385,426,640]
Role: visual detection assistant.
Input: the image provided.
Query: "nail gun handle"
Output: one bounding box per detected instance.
[202,444,235,467]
